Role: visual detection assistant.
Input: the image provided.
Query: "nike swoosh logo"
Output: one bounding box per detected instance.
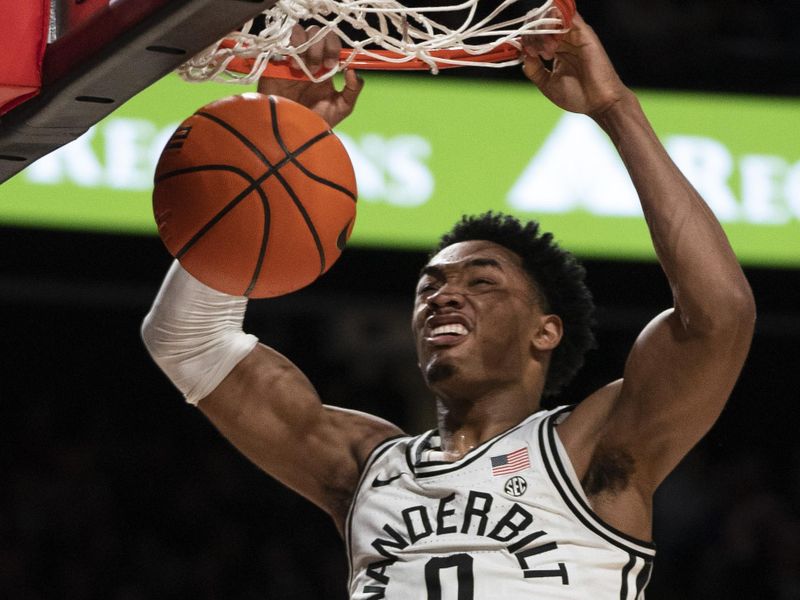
[371,473,403,487]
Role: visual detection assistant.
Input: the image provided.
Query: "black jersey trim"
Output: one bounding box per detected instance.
[405,429,438,472]
[345,434,409,588]
[365,434,408,471]
[538,409,657,559]
[544,412,657,553]
[635,558,653,597]
[620,554,636,599]
[406,410,543,478]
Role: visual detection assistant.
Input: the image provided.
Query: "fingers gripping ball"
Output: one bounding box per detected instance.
[153,93,357,298]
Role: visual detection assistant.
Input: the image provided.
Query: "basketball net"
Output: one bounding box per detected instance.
[177,0,575,83]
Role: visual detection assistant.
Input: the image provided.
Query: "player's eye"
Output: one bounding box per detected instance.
[469,278,494,287]
[417,282,438,294]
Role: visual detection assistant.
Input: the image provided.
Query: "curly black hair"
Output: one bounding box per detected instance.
[432,212,596,398]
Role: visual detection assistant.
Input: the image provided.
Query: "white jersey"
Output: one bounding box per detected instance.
[346,406,655,599]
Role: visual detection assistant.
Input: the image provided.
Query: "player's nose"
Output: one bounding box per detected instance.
[426,283,466,310]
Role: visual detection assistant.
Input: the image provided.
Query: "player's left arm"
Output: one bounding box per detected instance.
[526,15,756,495]
[602,100,755,490]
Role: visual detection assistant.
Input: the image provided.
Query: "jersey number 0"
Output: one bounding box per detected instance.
[425,554,474,599]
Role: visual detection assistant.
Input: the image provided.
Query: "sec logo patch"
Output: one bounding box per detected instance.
[504,476,527,497]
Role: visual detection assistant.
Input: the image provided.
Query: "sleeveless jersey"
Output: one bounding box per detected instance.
[345,406,655,599]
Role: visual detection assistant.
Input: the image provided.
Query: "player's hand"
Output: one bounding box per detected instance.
[520,3,566,62]
[521,13,631,119]
[257,25,364,128]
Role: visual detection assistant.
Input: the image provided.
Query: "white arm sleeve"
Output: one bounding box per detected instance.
[141,261,259,405]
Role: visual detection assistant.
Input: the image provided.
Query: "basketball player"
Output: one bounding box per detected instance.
[142,14,755,598]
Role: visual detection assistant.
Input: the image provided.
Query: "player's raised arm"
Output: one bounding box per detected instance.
[524,15,755,499]
[141,29,399,534]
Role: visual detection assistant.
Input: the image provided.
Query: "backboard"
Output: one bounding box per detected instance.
[0,0,276,185]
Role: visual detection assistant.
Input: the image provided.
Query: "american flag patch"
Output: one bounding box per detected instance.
[490,447,530,476]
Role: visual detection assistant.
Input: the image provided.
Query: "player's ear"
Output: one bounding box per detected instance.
[532,314,562,352]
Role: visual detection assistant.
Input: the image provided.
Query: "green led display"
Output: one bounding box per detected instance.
[1,74,799,265]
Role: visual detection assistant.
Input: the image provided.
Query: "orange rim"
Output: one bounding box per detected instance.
[223,42,524,80]
[212,0,577,80]
[219,0,577,82]
[340,43,523,70]
[553,0,576,28]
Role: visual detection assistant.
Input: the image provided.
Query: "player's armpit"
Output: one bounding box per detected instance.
[198,343,404,530]
[555,300,752,541]
[565,303,754,499]
[617,305,753,486]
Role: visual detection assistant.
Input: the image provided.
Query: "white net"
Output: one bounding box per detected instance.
[177,0,570,83]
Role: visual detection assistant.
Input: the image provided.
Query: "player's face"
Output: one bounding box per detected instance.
[412,240,551,398]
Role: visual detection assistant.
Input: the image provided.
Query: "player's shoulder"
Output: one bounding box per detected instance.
[323,405,407,470]
[551,380,625,484]
[557,380,623,438]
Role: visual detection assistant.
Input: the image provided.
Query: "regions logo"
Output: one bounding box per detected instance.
[504,476,527,497]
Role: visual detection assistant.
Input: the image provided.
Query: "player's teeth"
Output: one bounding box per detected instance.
[431,324,468,337]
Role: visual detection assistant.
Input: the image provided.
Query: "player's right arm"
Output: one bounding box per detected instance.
[142,28,399,532]
[142,262,403,533]
[200,343,403,530]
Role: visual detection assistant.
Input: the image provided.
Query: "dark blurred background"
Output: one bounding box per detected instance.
[2,1,800,598]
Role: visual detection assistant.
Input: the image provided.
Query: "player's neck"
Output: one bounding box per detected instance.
[435,389,541,461]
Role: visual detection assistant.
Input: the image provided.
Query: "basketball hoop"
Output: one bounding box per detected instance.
[177,0,576,83]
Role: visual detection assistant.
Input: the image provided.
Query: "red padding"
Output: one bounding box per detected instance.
[65,0,110,33]
[43,0,172,85]
[0,0,50,115]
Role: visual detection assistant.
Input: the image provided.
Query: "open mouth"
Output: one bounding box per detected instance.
[431,323,468,337]
[426,322,469,345]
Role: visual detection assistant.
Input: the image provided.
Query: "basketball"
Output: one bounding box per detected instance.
[152,93,357,298]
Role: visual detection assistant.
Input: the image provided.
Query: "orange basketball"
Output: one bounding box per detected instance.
[153,93,357,298]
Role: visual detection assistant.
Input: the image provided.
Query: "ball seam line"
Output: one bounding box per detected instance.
[268,96,328,277]
[168,122,331,263]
